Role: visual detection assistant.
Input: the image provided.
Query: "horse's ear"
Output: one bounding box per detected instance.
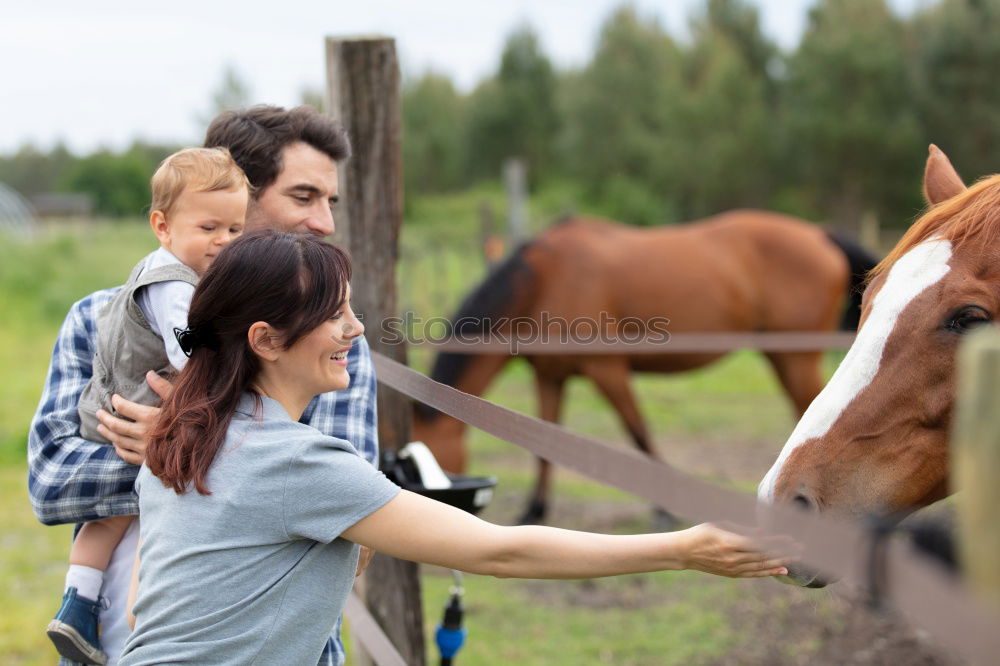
[923,144,966,205]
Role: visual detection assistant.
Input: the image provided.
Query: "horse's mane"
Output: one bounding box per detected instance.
[414,242,534,423]
[870,173,1000,281]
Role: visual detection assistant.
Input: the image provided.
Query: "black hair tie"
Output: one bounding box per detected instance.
[174,325,219,357]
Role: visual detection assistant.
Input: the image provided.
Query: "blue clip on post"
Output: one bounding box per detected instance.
[435,570,467,666]
[382,444,495,665]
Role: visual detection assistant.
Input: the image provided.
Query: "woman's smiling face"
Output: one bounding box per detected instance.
[277,283,363,395]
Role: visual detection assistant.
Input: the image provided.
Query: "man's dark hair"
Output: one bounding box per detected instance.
[204,105,351,195]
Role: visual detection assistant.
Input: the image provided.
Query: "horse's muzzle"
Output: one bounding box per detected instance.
[777,564,832,588]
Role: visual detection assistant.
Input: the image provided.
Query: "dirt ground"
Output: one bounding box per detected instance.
[480,432,963,666]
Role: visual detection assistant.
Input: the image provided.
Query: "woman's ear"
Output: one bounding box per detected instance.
[247,322,282,362]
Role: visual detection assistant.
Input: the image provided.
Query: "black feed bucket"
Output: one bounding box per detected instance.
[382,442,496,515]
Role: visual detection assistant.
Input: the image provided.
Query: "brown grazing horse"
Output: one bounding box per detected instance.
[759,146,998,586]
[415,210,877,524]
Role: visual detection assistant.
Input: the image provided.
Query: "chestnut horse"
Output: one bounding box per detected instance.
[759,146,998,586]
[415,210,877,524]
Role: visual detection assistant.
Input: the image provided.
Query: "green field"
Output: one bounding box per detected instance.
[1,211,941,665]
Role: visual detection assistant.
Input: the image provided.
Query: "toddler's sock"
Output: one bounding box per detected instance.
[65,564,104,602]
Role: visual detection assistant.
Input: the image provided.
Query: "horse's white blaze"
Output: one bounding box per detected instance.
[758,240,953,501]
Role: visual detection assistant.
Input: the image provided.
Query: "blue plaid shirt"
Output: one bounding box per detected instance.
[28,287,379,666]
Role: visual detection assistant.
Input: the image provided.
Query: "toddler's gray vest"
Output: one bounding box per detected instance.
[78,253,199,444]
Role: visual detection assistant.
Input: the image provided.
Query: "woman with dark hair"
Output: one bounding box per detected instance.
[120,230,791,664]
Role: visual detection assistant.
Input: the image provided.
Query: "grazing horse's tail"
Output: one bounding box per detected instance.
[415,242,537,422]
[824,230,880,331]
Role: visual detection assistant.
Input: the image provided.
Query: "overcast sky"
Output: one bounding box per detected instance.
[2,0,921,154]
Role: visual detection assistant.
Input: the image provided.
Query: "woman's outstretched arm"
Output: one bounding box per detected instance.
[341,490,790,580]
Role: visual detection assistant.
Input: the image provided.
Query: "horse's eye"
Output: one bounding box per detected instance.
[945,306,992,333]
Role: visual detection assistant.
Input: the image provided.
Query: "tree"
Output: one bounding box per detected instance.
[677,0,778,217]
[783,0,923,228]
[61,149,154,217]
[914,0,1000,181]
[198,65,253,131]
[691,0,778,87]
[300,86,325,113]
[402,72,465,193]
[125,140,179,172]
[560,5,684,224]
[464,24,559,183]
[0,142,77,196]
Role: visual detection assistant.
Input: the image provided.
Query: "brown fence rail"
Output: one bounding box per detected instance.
[345,592,408,666]
[407,331,856,354]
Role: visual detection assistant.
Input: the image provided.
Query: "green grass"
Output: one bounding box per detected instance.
[0,223,154,661]
[0,466,74,665]
[0,221,156,462]
[419,569,739,665]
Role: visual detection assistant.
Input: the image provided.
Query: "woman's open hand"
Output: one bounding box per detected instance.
[678,523,795,578]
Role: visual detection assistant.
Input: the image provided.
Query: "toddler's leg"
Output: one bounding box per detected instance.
[65,514,135,600]
[48,515,134,665]
[71,515,135,570]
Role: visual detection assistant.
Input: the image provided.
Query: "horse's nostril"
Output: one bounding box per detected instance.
[793,494,816,511]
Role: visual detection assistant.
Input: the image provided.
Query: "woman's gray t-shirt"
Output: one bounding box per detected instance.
[120,394,400,665]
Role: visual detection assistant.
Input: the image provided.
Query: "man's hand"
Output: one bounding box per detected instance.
[97,371,174,466]
[356,546,375,576]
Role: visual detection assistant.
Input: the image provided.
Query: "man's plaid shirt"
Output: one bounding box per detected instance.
[27,287,379,666]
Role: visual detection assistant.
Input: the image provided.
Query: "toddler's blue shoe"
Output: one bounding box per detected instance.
[46,586,107,665]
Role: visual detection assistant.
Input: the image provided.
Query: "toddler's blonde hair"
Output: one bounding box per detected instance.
[151,147,250,217]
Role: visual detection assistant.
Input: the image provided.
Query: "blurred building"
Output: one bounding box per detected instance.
[0,182,38,237]
[29,192,94,219]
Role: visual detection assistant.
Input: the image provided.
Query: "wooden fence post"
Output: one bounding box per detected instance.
[953,328,1000,610]
[503,157,527,244]
[860,210,881,254]
[326,35,426,665]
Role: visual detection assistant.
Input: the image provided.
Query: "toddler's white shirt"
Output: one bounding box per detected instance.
[135,247,196,370]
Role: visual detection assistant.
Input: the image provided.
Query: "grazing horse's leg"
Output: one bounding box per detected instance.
[580,359,680,530]
[763,351,826,417]
[581,359,655,453]
[519,374,566,525]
